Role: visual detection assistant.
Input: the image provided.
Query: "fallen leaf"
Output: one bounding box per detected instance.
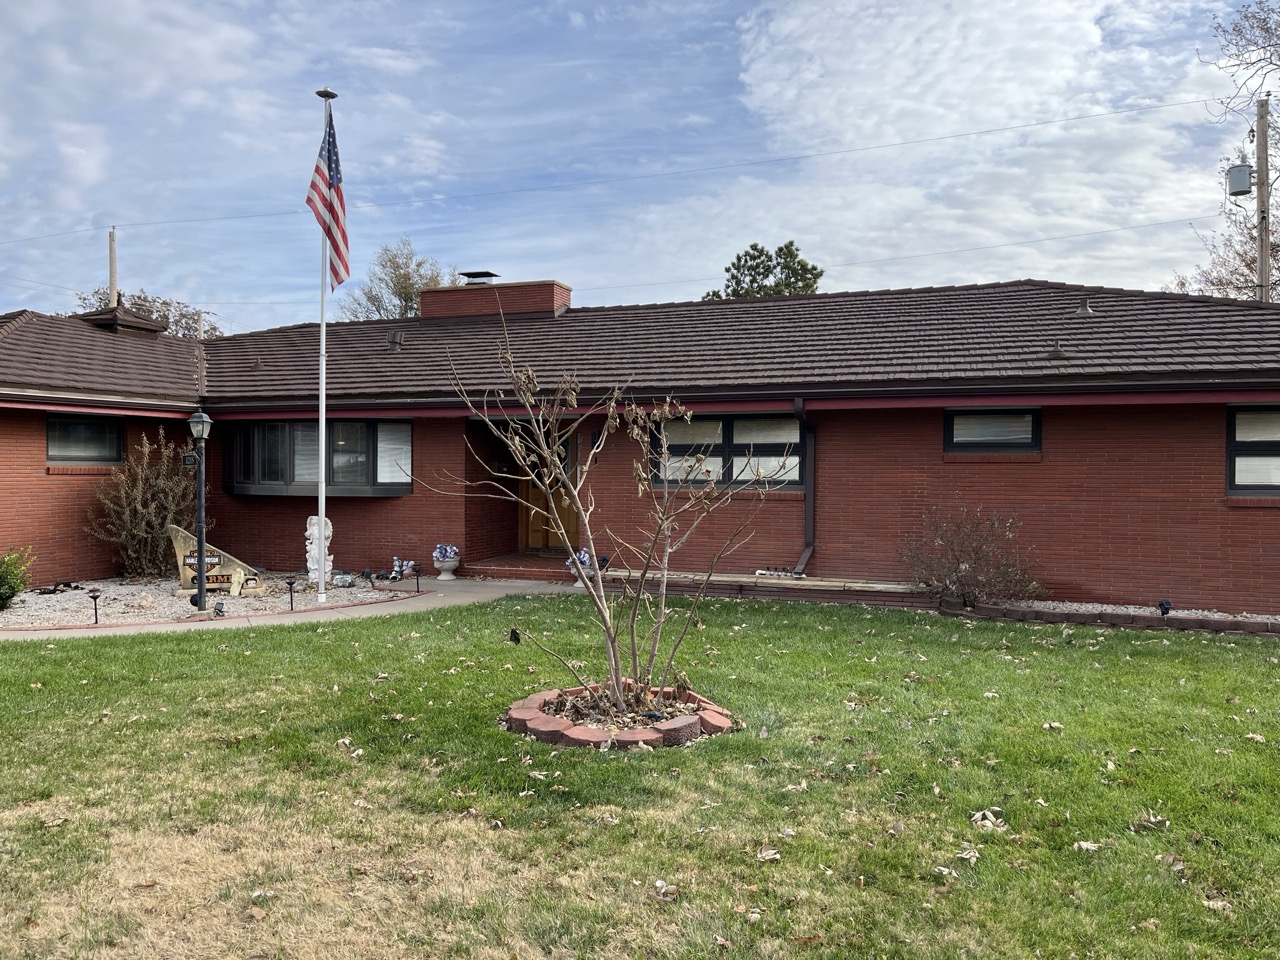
[1073,840,1100,852]
[714,934,733,948]
[970,808,1007,832]
[1246,733,1266,744]
[756,846,782,862]
[1129,809,1171,832]
[1202,898,1233,913]
[1043,722,1064,732]
[242,907,267,922]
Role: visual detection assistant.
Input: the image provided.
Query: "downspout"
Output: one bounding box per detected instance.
[793,397,815,576]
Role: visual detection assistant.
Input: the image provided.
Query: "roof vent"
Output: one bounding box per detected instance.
[388,330,406,351]
[460,270,500,285]
[1074,298,1095,318]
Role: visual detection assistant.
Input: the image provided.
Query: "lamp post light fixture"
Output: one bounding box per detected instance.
[87,588,101,625]
[284,576,297,611]
[186,410,213,613]
[412,561,421,593]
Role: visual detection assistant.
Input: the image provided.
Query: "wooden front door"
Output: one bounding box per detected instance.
[519,479,580,553]
[518,432,579,553]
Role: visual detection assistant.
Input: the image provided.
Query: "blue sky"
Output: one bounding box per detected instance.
[0,0,1251,333]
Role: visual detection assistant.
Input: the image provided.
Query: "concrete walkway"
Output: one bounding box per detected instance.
[0,578,580,642]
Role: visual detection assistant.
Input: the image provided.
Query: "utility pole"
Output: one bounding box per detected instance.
[108,226,118,308]
[1258,97,1270,302]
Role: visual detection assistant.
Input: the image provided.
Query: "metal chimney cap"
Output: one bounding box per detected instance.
[460,270,500,285]
[1074,298,1096,318]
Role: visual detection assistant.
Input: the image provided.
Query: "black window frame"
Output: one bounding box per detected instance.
[46,414,124,464]
[657,415,804,489]
[1228,406,1280,494]
[225,419,413,497]
[944,408,1042,453]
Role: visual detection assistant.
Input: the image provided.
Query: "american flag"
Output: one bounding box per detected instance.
[306,101,349,289]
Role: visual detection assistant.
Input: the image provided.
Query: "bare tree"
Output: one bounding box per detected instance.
[1169,2,1280,297]
[73,288,221,339]
[1168,149,1280,299]
[337,236,460,321]
[1210,1,1280,120]
[435,344,786,714]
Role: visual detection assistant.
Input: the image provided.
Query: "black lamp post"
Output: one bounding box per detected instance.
[285,576,297,611]
[187,410,213,613]
[87,588,101,625]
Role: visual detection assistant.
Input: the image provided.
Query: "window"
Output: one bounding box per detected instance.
[1229,408,1280,492]
[47,415,122,463]
[945,409,1041,452]
[660,416,802,487]
[226,420,413,496]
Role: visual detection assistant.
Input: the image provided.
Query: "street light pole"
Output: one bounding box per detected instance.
[187,411,213,613]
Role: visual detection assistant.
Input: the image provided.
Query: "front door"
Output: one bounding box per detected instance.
[519,479,580,553]
[518,433,579,553]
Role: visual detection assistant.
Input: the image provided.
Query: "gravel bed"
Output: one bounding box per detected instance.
[0,575,389,629]
[1004,599,1272,622]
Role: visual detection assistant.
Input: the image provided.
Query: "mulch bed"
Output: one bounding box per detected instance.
[502,682,737,750]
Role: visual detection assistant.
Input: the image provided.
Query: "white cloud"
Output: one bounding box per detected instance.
[0,0,1251,328]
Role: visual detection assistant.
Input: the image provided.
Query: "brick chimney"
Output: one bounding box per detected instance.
[418,279,572,320]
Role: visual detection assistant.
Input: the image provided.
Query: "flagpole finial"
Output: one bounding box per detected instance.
[315,87,338,100]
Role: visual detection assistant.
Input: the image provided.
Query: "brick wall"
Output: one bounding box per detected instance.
[206,418,470,575]
[808,405,1278,612]
[463,421,519,560]
[9,402,1276,611]
[0,410,183,583]
[579,415,807,572]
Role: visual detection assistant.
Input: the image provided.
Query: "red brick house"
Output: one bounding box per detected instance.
[4,278,1280,613]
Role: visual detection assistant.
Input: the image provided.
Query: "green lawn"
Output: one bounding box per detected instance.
[1,595,1278,958]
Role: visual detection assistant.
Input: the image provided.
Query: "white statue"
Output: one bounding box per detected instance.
[306,515,333,585]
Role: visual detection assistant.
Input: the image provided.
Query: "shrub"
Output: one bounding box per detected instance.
[86,427,208,577]
[0,546,35,611]
[901,499,1045,607]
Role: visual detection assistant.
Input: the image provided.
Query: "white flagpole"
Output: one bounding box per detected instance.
[313,90,338,604]
[317,230,328,604]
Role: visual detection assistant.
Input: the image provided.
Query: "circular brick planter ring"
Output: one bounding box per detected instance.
[503,684,735,749]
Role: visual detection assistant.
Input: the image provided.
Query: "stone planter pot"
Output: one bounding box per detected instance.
[434,558,459,581]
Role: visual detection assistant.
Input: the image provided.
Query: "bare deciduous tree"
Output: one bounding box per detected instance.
[337,236,460,320]
[1169,2,1280,298]
[73,288,222,339]
[432,342,786,714]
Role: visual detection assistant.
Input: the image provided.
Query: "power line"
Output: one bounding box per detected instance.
[0,96,1218,248]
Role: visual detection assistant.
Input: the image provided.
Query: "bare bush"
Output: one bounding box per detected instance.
[86,428,208,577]
[901,499,1045,606]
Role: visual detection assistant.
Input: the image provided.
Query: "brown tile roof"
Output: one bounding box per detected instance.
[204,279,1280,408]
[0,309,201,409]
